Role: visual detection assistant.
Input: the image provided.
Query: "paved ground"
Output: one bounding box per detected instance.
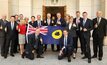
[0,43,107,65]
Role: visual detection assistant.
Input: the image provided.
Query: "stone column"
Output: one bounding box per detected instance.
[18,0,32,18]
[78,0,92,18]
[0,0,9,19]
[104,0,107,45]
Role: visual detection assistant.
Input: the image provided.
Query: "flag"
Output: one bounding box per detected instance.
[41,26,63,44]
[26,24,48,43]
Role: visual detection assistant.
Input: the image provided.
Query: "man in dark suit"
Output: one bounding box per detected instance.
[92,11,107,61]
[13,14,20,53]
[58,29,74,62]
[80,12,93,63]
[55,13,66,51]
[0,15,8,57]
[73,11,83,54]
[29,16,37,27]
[35,15,44,27]
[55,13,66,27]
[28,29,44,58]
[43,13,55,51]
[4,16,18,58]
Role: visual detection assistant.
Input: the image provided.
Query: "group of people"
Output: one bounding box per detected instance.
[0,11,107,63]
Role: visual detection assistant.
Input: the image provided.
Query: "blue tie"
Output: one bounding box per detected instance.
[83,20,86,26]
[64,37,67,46]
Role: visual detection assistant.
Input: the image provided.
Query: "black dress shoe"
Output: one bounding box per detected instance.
[92,55,97,58]
[1,54,4,57]
[88,59,91,63]
[82,56,87,59]
[10,54,14,57]
[4,55,7,59]
[81,52,84,55]
[68,58,71,62]
[98,57,102,61]
[37,55,44,58]
[52,49,55,52]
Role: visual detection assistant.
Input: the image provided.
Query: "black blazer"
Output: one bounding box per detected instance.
[73,17,83,31]
[29,21,37,28]
[35,20,44,27]
[0,19,8,37]
[6,22,18,38]
[80,18,93,38]
[92,17,107,38]
[55,18,66,27]
[28,34,42,49]
[59,35,74,50]
[43,19,55,26]
[66,23,77,37]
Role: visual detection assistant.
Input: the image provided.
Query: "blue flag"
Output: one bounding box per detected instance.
[41,26,63,44]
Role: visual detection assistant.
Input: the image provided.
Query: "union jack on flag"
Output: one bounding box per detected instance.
[26,24,48,43]
[26,24,48,35]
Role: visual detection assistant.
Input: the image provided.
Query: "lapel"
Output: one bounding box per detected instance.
[10,22,15,30]
[98,18,102,26]
[95,18,102,27]
[46,19,51,25]
[82,19,88,27]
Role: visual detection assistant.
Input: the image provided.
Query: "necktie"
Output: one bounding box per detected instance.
[64,37,67,46]
[11,22,14,30]
[38,21,41,26]
[97,17,100,24]
[83,19,86,26]
[48,19,50,25]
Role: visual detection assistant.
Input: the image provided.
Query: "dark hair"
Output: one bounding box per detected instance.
[63,28,69,32]
[20,14,23,16]
[15,14,18,16]
[76,11,80,13]
[10,16,15,18]
[83,12,87,14]
[31,16,35,19]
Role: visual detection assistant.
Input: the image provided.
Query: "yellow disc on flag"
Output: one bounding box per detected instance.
[52,30,62,39]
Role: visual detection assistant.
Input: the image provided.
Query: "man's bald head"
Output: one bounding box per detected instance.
[96,11,103,17]
[1,14,7,20]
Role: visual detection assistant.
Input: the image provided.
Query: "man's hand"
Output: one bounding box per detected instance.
[52,21,54,23]
[5,27,7,32]
[57,21,61,25]
[44,21,46,23]
[83,28,87,32]
[73,24,76,27]
[16,25,18,30]
[59,50,63,55]
[94,23,98,28]
[40,38,43,43]
[0,26,3,29]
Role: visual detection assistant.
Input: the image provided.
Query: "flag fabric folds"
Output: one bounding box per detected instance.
[41,26,63,44]
[26,24,63,44]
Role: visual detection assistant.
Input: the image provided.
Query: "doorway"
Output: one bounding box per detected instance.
[43,6,66,20]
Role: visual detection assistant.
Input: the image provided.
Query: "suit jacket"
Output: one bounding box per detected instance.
[43,19,55,26]
[29,21,37,28]
[28,34,42,49]
[55,18,66,27]
[35,20,44,27]
[92,17,107,38]
[59,35,74,50]
[6,22,18,38]
[0,19,8,37]
[80,18,93,38]
[73,17,83,31]
[66,23,77,37]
